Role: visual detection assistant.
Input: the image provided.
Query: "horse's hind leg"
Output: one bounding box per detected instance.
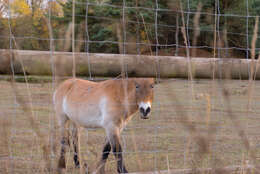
[58,114,69,169]
[71,124,80,168]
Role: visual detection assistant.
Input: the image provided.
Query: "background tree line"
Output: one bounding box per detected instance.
[0,0,260,58]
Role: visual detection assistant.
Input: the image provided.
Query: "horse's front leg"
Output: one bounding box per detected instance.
[107,128,128,174]
[97,140,111,174]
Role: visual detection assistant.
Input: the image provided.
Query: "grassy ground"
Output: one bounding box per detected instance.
[0,78,260,173]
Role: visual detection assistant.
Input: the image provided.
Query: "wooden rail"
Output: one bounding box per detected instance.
[0,49,258,79]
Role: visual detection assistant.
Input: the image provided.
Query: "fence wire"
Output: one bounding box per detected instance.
[1,0,260,174]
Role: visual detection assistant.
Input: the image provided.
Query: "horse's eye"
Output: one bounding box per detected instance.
[136,85,140,89]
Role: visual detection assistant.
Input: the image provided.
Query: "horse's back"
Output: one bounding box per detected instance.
[54,78,95,100]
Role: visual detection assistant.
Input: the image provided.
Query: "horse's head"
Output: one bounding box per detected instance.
[134,78,154,119]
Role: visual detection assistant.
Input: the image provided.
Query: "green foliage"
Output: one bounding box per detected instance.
[182,0,260,57]
[57,0,168,53]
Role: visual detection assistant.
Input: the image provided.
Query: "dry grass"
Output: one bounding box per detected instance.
[1,78,260,173]
[3,0,260,173]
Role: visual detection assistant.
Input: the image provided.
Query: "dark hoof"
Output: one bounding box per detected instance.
[118,168,128,173]
[75,162,80,168]
[58,158,66,169]
[74,154,80,168]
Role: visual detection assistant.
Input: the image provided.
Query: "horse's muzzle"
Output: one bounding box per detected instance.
[140,107,151,119]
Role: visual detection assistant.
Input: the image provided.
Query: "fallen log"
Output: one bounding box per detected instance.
[0,49,258,79]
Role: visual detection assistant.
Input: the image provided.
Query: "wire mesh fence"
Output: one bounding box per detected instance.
[1,0,260,174]
[2,0,260,57]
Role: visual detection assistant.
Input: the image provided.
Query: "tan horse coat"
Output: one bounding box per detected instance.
[54,78,154,173]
